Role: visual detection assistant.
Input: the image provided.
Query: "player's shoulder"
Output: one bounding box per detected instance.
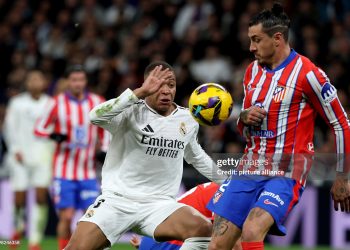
[173,104,198,125]
[8,92,29,106]
[297,54,320,72]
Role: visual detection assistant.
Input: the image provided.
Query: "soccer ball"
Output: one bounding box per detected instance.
[188,83,233,126]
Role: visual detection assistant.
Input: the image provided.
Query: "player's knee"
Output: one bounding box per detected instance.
[185,219,212,238]
[59,210,75,224]
[241,224,263,242]
[65,238,90,250]
[208,239,227,250]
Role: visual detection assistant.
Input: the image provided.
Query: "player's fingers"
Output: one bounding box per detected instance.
[333,198,339,211]
[151,65,162,77]
[252,112,265,120]
[340,200,345,212]
[155,67,169,79]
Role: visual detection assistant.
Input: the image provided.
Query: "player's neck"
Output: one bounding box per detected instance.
[29,91,41,100]
[269,45,291,70]
[70,91,85,101]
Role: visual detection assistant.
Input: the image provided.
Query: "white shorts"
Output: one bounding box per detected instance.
[79,191,187,245]
[7,155,52,191]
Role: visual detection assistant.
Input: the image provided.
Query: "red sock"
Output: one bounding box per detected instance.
[241,241,264,250]
[58,238,70,250]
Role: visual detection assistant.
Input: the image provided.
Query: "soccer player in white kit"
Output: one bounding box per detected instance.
[65,62,223,250]
[3,71,54,250]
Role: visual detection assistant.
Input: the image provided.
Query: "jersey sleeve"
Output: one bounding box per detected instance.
[89,88,138,133]
[303,67,350,172]
[3,99,20,153]
[184,125,224,184]
[34,98,57,138]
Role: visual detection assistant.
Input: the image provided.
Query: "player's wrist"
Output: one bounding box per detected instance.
[133,88,148,99]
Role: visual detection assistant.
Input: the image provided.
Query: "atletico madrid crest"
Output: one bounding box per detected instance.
[213,192,223,204]
[273,86,287,103]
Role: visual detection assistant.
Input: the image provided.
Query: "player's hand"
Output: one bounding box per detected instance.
[49,133,68,143]
[129,234,141,249]
[15,152,23,164]
[134,65,173,99]
[331,175,350,212]
[95,151,106,164]
[240,106,267,127]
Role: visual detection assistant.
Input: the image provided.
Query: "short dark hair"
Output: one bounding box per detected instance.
[144,61,174,77]
[249,3,290,41]
[65,64,86,78]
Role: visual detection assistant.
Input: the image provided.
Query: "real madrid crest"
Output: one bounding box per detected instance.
[85,209,94,218]
[179,122,187,136]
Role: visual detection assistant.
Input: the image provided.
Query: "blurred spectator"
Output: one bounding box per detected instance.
[104,0,136,27]
[190,45,232,83]
[173,0,214,39]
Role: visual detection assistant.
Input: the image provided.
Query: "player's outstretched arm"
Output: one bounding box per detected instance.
[184,126,225,184]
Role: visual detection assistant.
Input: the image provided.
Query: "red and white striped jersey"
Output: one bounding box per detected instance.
[34,92,109,180]
[237,49,350,184]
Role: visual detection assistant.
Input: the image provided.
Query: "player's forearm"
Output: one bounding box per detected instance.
[89,88,138,125]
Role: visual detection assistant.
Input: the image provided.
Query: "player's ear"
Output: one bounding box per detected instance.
[273,32,283,47]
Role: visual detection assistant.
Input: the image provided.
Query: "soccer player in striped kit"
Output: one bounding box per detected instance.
[208,3,350,250]
[34,65,109,250]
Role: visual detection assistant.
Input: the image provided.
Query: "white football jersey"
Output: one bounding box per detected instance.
[4,93,54,167]
[90,88,221,198]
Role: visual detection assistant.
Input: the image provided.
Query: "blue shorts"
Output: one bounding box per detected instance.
[139,237,181,250]
[207,176,304,236]
[52,178,100,210]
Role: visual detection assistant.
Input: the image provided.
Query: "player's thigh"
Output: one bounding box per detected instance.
[253,177,304,236]
[209,214,242,250]
[31,164,51,190]
[52,178,77,210]
[80,193,138,246]
[77,179,100,210]
[153,205,212,241]
[9,157,29,191]
[35,187,48,204]
[66,221,110,250]
[241,207,274,241]
[207,178,258,230]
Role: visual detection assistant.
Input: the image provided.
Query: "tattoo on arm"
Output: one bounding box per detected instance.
[213,216,229,237]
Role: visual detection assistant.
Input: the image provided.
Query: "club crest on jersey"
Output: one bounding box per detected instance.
[273,86,287,103]
[179,122,187,136]
[85,209,94,218]
[321,82,336,104]
[213,191,223,204]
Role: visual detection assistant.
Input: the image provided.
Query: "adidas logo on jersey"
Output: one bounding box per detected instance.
[142,124,154,133]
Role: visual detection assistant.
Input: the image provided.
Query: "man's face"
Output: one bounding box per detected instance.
[248,23,276,66]
[26,72,46,93]
[146,71,176,115]
[67,71,87,96]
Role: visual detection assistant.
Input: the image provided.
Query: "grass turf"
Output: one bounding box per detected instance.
[1,237,334,250]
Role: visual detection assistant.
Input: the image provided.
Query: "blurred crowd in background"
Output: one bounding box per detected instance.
[0,0,350,175]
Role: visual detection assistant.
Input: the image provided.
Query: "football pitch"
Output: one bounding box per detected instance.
[8,238,335,250]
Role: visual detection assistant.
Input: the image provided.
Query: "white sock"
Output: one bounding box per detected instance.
[29,204,48,245]
[179,237,211,250]
[14,207,25,233]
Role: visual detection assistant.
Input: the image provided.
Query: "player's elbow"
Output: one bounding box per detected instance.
[89,110,99,124]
